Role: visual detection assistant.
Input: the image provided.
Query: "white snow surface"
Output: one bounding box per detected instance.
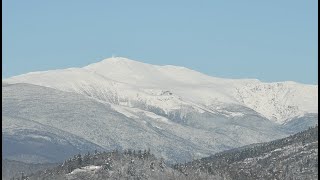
[67,165,102,175]
[4,57,318,124]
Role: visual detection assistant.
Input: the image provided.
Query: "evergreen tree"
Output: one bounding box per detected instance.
[77,153,82,167]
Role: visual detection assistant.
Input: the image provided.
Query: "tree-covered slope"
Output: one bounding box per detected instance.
[180,126,318,180]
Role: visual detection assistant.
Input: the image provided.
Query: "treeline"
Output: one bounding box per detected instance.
[61,148,155,174]
[12,148,219,180]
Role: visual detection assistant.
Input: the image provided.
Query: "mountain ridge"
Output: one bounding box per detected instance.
[3,57,318,124]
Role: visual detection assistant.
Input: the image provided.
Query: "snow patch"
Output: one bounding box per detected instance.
[68,165,102,175]
[110,104,139,119]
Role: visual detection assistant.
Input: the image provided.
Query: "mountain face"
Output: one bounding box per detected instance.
[2,83,287,164]
[2,57,318,163]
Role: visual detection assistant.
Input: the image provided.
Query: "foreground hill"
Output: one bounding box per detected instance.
[8,126,318,180]
[181,126,318,180]
[13,150,219,180]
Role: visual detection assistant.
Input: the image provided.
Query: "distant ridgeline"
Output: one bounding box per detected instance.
[8,126,318,180]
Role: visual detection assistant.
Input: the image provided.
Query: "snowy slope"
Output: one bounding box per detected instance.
[4,57,317,124]
[3,115,104,163]
[3,83,288,163]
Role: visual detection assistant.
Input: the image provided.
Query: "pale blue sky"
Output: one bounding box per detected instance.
[2,0,318,84]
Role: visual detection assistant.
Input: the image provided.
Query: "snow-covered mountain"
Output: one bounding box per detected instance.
[2,57,318,163]
[4,57,318,124]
